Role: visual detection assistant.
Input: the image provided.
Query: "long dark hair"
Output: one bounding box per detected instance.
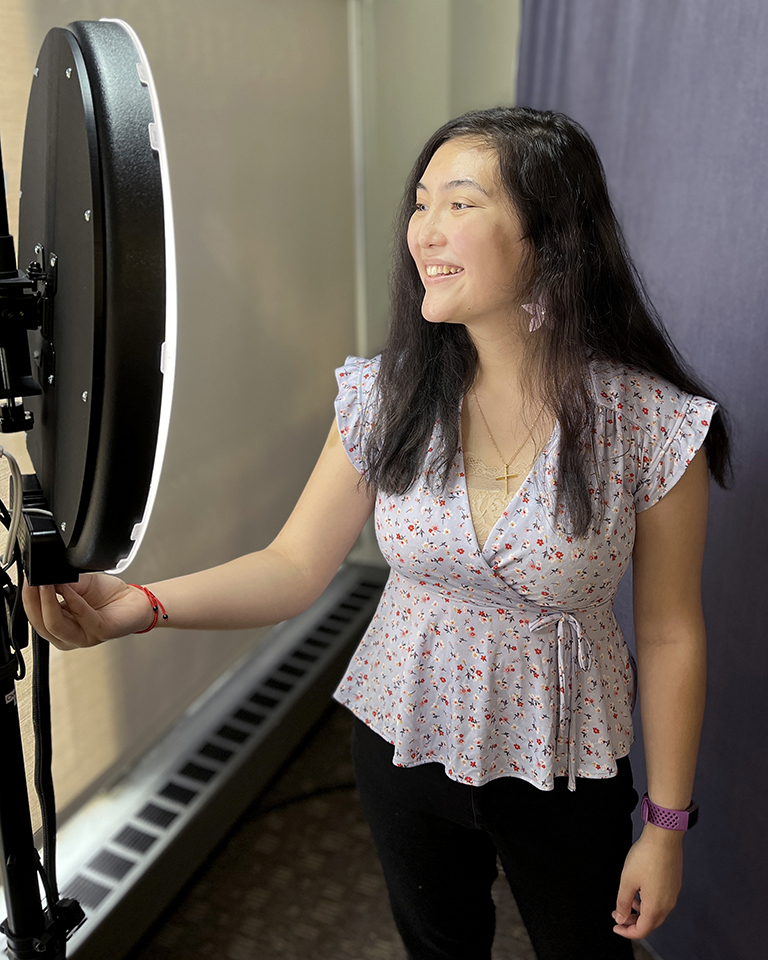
[364,106,731,536]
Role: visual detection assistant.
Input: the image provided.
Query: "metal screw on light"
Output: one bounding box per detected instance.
[65,68,72,79]
[81,392,88,402]
[84,210,91,222]
[60,522,66,532]
[47,375,54,385]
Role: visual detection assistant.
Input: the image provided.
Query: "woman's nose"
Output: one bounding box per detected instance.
[417,211,445,247]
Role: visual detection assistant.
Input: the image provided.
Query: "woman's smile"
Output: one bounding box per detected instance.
[424,263,464,279]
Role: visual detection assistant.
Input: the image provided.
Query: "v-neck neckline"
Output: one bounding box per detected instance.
[458,420,560,557]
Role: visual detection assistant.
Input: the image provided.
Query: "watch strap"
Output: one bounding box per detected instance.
[641,793,699,830]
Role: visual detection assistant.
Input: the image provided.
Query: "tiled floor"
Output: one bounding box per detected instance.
[129,705,654,960]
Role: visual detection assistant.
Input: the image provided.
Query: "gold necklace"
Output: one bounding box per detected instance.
[471,387,546,495]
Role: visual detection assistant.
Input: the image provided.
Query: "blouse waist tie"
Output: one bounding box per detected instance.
[531,610,593,791]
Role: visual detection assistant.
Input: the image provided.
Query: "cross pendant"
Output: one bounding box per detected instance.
[495,463,519,495]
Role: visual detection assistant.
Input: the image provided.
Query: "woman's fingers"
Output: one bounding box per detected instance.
[23,577,117,650]
[22,581,71,648]
[615,901,666,940]
[37,584,77,641]
[36,584,92,649]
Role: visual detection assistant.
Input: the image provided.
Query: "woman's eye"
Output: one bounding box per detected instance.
[451,202,471,210]
[414,202,427,212]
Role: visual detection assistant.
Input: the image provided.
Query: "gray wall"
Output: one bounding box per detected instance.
[351,0,522,357]
[518,3,766,959]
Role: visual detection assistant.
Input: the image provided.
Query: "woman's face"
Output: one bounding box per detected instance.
[407,138,528,333]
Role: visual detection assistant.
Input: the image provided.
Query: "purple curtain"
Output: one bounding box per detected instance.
[517,3,767,959]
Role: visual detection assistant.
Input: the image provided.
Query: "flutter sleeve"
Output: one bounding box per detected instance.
[632,381,718,512]
[334,355,381,475]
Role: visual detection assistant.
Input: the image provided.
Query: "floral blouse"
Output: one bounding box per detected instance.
[333,355,715,791]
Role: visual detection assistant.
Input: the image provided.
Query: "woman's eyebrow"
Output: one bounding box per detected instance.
[415,178,490,196]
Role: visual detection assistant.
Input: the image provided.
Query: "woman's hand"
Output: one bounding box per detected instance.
[22,575,155,650]
[612,827,684,939]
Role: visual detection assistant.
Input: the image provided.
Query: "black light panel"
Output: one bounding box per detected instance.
[17,19,176,575]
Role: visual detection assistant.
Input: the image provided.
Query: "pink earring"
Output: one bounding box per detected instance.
[522,302,548,332]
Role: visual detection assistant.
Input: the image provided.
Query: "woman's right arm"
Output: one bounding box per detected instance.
[23,421,376,649]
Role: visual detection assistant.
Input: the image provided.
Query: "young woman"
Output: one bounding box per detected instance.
[24,107,730,960]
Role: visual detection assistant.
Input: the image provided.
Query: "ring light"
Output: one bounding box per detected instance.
[0,19,177,957]
[18,18,176,575]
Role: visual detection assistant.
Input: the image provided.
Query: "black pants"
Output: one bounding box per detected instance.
[352,717,638,960]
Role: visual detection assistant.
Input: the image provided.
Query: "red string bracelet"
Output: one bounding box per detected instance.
[129,584,169,633]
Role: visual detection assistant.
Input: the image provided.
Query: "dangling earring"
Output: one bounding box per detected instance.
[522,302,547,332]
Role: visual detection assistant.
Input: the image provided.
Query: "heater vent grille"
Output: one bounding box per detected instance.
[87,851,135,882]
[179,762,217,784]
[158,782,198,806]
[67,877,111,911]
[113,827,157,855]
[137,803,177,829]
[199,743,233,763]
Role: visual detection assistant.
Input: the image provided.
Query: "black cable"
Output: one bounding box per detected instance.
[0,511,27,680]
[34,848,57,913]
[32,629,58,906]
[0,490,60,910]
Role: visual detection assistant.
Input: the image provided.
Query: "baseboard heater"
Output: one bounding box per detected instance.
[26,561,386,960]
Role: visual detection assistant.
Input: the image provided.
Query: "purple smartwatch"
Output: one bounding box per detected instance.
[641,793,699,831]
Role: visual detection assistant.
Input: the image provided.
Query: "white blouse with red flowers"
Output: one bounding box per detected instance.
[333,355,715,791]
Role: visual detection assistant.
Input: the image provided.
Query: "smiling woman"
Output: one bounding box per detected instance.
[339,106,730,958]
[25,106,730,960]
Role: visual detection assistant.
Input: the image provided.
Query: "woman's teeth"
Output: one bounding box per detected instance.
[425,265,463,277]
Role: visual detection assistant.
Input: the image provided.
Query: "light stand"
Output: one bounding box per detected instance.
[0,19,176,957]
[0,123,82,960]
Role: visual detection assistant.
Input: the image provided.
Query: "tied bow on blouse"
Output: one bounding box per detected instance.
[531,609,594,791]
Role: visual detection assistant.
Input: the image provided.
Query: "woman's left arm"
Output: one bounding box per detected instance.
[613,447,710,940]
